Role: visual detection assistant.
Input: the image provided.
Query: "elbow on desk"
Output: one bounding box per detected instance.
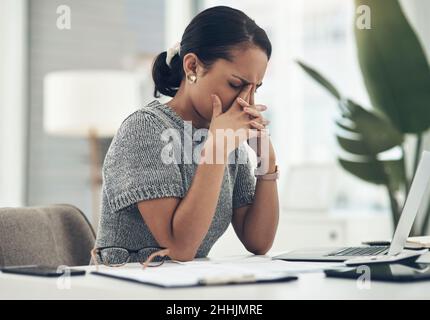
[245,241,273,256]
[249,248,270,256]
[170,253,195,262]
[168,246,197,262]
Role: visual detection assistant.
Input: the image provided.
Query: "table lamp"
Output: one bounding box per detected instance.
[43,70,142,230]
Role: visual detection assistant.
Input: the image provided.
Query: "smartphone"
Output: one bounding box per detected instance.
[325,262,430,282]
[1,265,86,277]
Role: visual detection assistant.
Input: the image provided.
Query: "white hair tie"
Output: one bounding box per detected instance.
[165,41,181,68]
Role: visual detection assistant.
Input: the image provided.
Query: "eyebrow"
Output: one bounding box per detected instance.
[232,74,263,87]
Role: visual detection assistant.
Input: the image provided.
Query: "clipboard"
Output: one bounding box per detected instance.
[91,270,297,288]
[90,260,299,288]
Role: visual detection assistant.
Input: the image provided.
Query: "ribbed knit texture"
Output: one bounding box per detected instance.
[95,99,256,261]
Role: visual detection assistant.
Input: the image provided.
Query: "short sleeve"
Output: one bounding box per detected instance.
[102,110,185,212]
[232,144,256,209]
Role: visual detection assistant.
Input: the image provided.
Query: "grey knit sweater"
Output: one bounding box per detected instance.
[95,99,256,261]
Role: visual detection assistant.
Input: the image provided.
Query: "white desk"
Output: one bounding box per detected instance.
[1,253,430,300]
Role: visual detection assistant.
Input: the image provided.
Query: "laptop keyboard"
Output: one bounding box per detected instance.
[328,246,389,257]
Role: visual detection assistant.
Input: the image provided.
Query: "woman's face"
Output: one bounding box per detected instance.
[187,46,269,121]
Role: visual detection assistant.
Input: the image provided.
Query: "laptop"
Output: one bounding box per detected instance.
[273,151,430,262]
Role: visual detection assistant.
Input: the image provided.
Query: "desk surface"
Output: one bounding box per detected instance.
[2,253,430,300]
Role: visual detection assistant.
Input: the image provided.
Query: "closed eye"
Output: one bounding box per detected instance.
[229,82,241,90]
[229,82,260,93]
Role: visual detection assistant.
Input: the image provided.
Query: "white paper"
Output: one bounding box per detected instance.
[92,257,344,287]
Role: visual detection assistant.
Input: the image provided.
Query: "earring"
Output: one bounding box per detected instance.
[187,73,197,84]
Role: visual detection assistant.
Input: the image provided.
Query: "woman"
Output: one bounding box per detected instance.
[94,5,279,265]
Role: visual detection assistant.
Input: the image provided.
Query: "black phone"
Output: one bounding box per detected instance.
[325,262,430,282]
[1,265,86,277]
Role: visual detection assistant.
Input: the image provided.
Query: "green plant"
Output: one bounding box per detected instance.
[298,0,430,234]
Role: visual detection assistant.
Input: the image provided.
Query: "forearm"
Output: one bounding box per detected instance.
[170,139,226,259]
[242,161,279,254]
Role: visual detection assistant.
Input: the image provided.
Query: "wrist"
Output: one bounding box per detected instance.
[258,156,277,173]
[255,164,279,180]
[267,161,277,174]
[255,139,276,165]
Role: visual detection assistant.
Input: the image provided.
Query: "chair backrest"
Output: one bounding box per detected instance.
[0,204,95,267]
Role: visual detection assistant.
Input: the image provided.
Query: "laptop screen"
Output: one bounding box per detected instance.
[389,151,430,255]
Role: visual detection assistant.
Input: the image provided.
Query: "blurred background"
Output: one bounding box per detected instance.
[1,0,429,257]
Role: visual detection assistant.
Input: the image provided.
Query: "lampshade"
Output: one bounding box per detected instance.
[43,70,142,137]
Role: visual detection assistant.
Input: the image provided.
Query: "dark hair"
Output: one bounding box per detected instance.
[151,5,272,98]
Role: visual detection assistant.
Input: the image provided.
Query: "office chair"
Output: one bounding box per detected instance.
[0,204,95,267]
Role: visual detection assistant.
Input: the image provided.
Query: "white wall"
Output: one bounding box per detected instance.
[165,0,193,47]
[0,0,27,207]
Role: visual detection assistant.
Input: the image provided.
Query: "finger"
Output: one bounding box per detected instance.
[243,106,262,119]
[243,107,270,126]
[255,104,267,112]
[211,94,222,118]
[245,84,253,103]
[250,117,270,125]
[236,97,250,108]
[249,84,255,105]
[231,84,253,113]
[239,84,253,101]
[249,120,265,130]
[238,84,253,106]
[236,98,267,112]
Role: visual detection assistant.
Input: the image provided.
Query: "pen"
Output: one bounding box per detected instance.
[198,274,256,285]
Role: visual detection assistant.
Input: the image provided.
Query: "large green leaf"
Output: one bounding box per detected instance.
[336,100,405,190]
[335,117,359,133]
[338,157,386,185]
[297,60,404,154]
[297,60,405,190]
[338,157,405,191]
[337,135,369,155]
[383,158,406,191]
[355,0,430,133]
[297,60,341,100]
[340,99,403,154]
